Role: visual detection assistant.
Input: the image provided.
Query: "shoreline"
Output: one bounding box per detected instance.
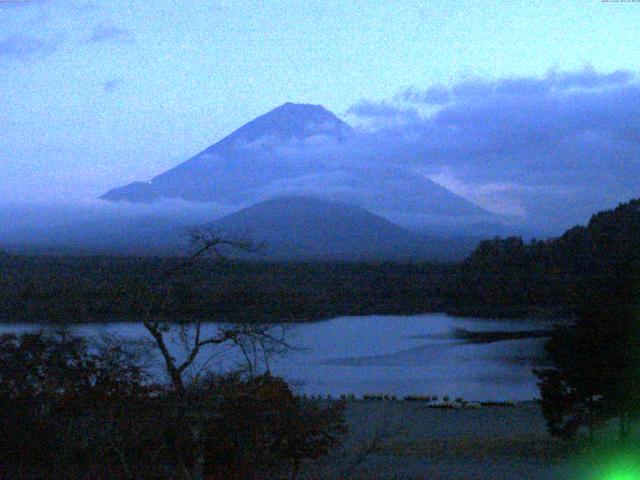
[306,397,537,407]
[302,400,567,480]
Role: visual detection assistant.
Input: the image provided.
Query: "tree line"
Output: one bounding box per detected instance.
[450,198,640,441]
[534,199,640,441]
[0,255,454,323]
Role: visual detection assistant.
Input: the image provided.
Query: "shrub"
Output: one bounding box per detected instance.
[0,333,347,479]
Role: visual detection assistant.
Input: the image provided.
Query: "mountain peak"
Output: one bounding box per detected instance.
[218,102,352,146]
[274,101,328,113]
[279,101,317,108]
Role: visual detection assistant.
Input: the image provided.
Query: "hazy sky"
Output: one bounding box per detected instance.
[1,0,639,208]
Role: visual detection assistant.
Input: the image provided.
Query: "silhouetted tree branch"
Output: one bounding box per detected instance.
[136,227,291,480]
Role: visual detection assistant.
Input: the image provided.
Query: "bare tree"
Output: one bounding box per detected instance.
[133,228,290,480]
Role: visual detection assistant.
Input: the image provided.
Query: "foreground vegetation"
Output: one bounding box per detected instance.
[447,199,640,319]
[0,331,346,479]
[533,201,640,443]
[1,199,638,479]
[0,233,349,479]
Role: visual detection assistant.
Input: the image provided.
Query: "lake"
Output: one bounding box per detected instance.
[0,314,552,402]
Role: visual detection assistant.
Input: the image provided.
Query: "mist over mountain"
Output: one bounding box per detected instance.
[5,101,582,257]
[0,201,235,256]
[0,197,480,260]
[102,103,498,231]
[0,103,534,256]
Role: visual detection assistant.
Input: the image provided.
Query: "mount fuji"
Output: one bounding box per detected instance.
[102,102,496,229]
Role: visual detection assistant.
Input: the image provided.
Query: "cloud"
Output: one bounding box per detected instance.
[395,84,450,105]
[83,67,638,232]
[0,34,59,58]
[0,199,236,251]
[346,100,420,130]
[87,24,134,44]
[426,169,529,217]
[102,78,122,92]
[547,65,633,90]
[0,0,51,9]
[242,171,360,202]
[0,2,100,59]
[345,66,640,228]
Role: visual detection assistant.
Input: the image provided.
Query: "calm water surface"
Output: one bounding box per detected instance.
[0,314,551,401]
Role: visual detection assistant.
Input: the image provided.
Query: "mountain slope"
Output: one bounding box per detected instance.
[209,196,478,261]
[102,103,352,203]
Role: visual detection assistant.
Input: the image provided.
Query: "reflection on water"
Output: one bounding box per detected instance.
[0,314,553,401]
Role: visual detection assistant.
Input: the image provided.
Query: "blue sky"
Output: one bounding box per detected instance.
[1,0,639,209]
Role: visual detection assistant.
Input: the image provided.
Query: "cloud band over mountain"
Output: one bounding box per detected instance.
[345,66,640,227]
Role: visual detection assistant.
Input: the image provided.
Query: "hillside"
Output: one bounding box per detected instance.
[445,198,640,318]
[210,196,478,261]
